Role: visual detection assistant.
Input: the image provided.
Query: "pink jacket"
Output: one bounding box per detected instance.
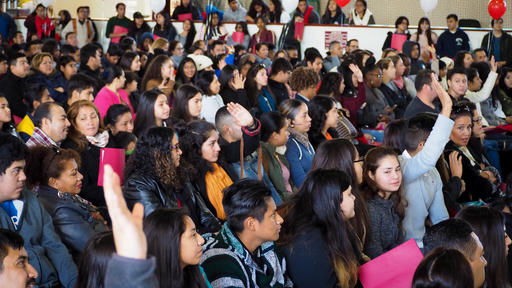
[94,86,135,120]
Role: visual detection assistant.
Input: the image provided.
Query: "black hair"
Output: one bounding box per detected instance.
[453,50,470,69]
[195,70,216,96]
[307,95,336,149]
[395,16,409,29]
[171,84,203,123]
[254,42,268,53]
[235,21,249,36]
[24,83,48,113]
[58,55,76,70]
[0,228,24,271]
[8,52,26,67]
[181,19,197,52]
[304,47,322,65]
[260,111,287,142]
[79,44,99,66]
[412,247,474,288]
[269,57,292,76]
[446,66,467,81]
[423,218,477,257]
[382,119,408,154]
[103,66,124,85]
[61,44,78,56]
[41,39,59,55]
[133,88,167,137]
[176,57,197,84]
[499,67,512,95]
[113,131,137,150]
[143,208,207,288]
[213,53,227,70]
[450,102,473,121]
[106,43,123,57]
[414,69,434,92]
[119,52,139,72]
[115,2,125,9]
[176,120,218,174]
[76,232,115,288]
[119,37,136,52]
[471,48,487,59]
[447,14,458,21]
[67,74,96,97]
[218,64,237,91]
[0,133,28,175]
[222,179,272,233]
[104,104,131,127]
[33,102,61,128]
[466,67,479,83]
[318,72,343,97]
[58,10,72,28]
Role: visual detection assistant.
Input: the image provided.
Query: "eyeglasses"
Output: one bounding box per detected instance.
[171,143,180,151]
[369,73,382,78]
[472,116,482,124]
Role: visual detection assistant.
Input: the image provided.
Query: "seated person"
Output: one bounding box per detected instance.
[26,102,70,147]
[16,83,54,142]
[423,219,487,288]
[25,146,107,258]
[200,179,292,288]
[0,134,78,287]
[404,70,441,119]
[65,74,96,111]
[0,229,38,287]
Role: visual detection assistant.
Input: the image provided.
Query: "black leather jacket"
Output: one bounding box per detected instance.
[37,186,107,256]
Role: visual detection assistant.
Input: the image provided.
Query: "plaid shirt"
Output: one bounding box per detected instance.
[26,128,58,148]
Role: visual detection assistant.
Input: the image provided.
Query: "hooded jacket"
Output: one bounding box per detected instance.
[402,40,426,75]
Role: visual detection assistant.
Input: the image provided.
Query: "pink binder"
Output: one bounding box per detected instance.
[111,25,128,43]
[232,32,244,44]
[178,13,193,21]
[390,33,407,52]
[98,148,125,186]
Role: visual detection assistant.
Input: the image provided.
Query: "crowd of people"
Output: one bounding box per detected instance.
[0,0,512,287]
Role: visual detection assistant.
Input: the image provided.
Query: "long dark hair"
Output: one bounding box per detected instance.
[176,57,197,84]
[322,0,343,21]
[143,208,207,288]
[182,19,197,51]
[219,64,237,91]
[260,111,287,142]
[340,61,358,98]
[141,55,170,91]
[412,247,474,288]
[196,70,217,96]
[133,88,168,137]
[171,84,202,123]
[456,206,510,288]
[499,67,512,95]
[311,139,370,246]
[307,95,336,149]
[268,0,284,23]
[154,11,174,34]
[278,169,359,288]
[247,0,269,20]
[124,126,180,188]
[76,232,115,288]
[177,120,219,176]
[453,51,470,69]
[382,119,408,154]
[58,10,72,28]
[245,63,267,106]
[361,146,406,223]
[416,17,434,46]
[119,52,139,72]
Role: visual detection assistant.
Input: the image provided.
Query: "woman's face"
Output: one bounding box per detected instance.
[291,103,311,134]
[38,56,54,76]
[52,159,83,195]
[328,0,337,12]
[471,110,484,139]
[505,72,512,89]
[161,59,174,79]
[338,78,346,94]
[355,0,366,14]
[60,60,77,80]
[75,106,100,137]
[268,0,275,12]
[255,68,268,88]
[131,56,141,72]
[183,20,191,31]
[384,62,396,79]
[111,112,133,135]
[420,20,429,32]
[125,80,138,93]
[210,13,219,26]
[298,1,307,14]
[463,53,473,69]
[187,93,202,118]
[135,18,144,26]
[173,43,184,56]
[450,116,472,147]
[209,75,221,95]
[395,59,405,77]
[180,216,205,267]
[324,104,338,130]
[340,185,356,220]
[256,18,265,31]
[201,130,221,163]
[115,71,126,88]
[171,134,182,167]
[154,94,170,122]
[353,149,363,184]
[183,61,196,79]
[397,19,409,32]
[505,226,511,256]
[235,24,243,32]
[369,155,402,194]
[367,68,383,88]
[156,14,165,25]
[254,4,262,13]
[0,97,11,124]
[271,121,290,146]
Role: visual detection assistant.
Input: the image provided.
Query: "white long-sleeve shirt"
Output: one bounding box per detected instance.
[465,71,498,127]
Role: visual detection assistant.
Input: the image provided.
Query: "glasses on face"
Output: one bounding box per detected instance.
[171,143,180,151]
[472,116,482,124]
[369,73,382,78]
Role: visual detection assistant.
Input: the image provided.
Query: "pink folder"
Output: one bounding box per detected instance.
[178,13,193,21]
[232,32,244,44]
[98,148,125,186]
[111,25,129,43]
[358,239,423,288]
[390,33,407,52]
[294,21,305,41]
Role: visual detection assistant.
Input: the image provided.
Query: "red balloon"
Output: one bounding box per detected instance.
[488,0,507,20]
[335,0,351,7]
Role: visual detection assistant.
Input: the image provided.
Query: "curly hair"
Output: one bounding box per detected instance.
[289,66,320,92]
[176,120,217,176]
[124,126,180,188]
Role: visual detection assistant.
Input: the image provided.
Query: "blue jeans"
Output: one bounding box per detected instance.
[483,139,502,177]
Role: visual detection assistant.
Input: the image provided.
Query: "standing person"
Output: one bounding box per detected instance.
[153,11,177,42]
[268,0,291,23]
[346,0,375,25]
[249,17,276,52]
[361,146,406,258]
[224,0,247,22]
[175,19,196,52]
[105,3,131,44]
[294,0,320,24]
[481,18,512,68]
[321,0,345,25]
[437,14,470,59]
[410,17,438,63]
[196,6,226,44]
[171,0,202,21]
[382,16,410,52]
[62,7,95,48]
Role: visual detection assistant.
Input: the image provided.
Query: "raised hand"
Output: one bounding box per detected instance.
[430,72,452,117]
[103,165,147,259]
[349,64,363,82]
[231,71,246,90]
[227,102,254,127]
[490,56,497,72]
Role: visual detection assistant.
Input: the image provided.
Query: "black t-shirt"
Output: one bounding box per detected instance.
[403,96,439,119]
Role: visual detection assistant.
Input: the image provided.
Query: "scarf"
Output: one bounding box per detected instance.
[288,127,313,153]
[393,77,404,90]
[351,8,373,25]
[86,130,109,148]
[205,163,233,220]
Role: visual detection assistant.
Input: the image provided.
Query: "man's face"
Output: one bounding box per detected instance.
[106,54,120,65]
[13,33,24,45]
[28,44,41,57]
[447,18,458,30]
[347,40,359,53]
[253,197,283,243]
[448,73,468,97]
[212,44,224,57]
[468,232,487,288]
[70,87,94,106]
[0,247,38,288]
[66,33,78,47]
[0,160,26,202]
[77,8,86,20]
[330,43,343,57]
[0,60,8,75]
[228,0,238,11]
[473,51,487,63]
[10,57,30,78]
[89,50,101,70]
[117,5,126,17]
[44,105,70,143]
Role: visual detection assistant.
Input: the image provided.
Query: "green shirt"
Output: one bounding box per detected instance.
[105,16,131,38]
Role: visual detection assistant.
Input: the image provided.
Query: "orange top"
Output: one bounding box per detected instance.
[204,163,233,220]
[325,132,333,140]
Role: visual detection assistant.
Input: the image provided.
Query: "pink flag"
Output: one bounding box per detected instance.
[358,239,423,288]
[98,148,125,186]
